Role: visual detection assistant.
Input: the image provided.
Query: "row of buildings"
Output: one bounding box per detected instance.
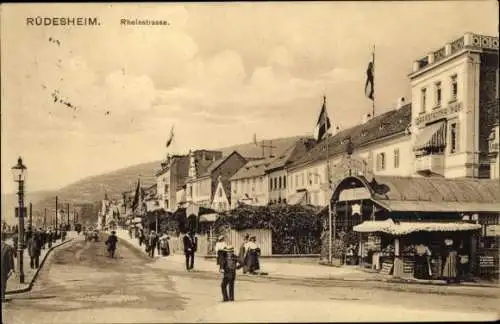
[120,32,498,278]
[145,32,498,215]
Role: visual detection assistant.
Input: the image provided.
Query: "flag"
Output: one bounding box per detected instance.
[313,96,331,142]
[166,126,174,148]
[131,178,142,211]
[365,54,374,100]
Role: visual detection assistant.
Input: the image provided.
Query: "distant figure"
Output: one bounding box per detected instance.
[238,234,250,274]
[183,232,198,271]
[47,229,53,248]
[246,236,261,274]
[1,233,15,302]
[442,238,458,284]
[159,232,170,257]
[219,245,242,302]
[147,231,158,258]
[215,235,227,266]
[138,228,145,247]
[128,227,133,239]
[27,231,42,269]
[105,231,118,258]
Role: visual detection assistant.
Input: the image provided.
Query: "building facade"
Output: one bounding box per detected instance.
[230,158,273,208]
[266,138,315,205]
[211,177,231,212]
[409,33,499,178]
[156,154,190,211]
[185,149,223,206]
[287,104,413,207]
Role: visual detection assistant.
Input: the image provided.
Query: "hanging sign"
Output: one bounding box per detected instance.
[339,187,371,201]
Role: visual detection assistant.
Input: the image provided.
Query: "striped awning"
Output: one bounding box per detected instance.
[413,121,446,151]
[353,219,481,236]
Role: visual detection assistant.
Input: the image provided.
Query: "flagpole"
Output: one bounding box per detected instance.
[372,45,375,118]
[324,95,332,265]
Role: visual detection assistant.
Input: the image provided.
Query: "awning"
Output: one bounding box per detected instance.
[199,213,218,223]
[353,218,481,236]
[413,121,446,151]
[288,191,307,205]
[374,199,500,213]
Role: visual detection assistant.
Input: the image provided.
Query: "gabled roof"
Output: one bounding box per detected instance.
[230,157,275,181]
[265,137,315,172]
[289,104,412,171]
[199,151,245,177]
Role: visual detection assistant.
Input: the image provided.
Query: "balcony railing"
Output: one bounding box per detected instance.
[415,154,445,175]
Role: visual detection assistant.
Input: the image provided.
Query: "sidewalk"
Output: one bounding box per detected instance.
[116,230,500,290]
[5,231,78,294]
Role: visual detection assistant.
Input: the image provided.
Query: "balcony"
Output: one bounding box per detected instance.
[415,154,445,175]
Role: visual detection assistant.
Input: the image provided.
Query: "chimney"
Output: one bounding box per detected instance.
[362,113,371,124]
[397,97,406,109]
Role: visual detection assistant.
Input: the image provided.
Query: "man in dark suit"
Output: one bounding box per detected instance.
[1,232,15,301]
[219,245,242,302]
[183,231,197,271]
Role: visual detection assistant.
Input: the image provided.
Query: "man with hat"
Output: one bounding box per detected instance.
[219,245,242,302]
[105,230,118,258]
[238,233,250,274]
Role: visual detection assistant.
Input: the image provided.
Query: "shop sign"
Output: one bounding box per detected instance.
[330,155,374,186]
[485,224,500,237]
[414,101,463,126]
[339,187,371,201]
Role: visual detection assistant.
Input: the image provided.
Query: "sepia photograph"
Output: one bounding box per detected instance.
[1,1,499,323]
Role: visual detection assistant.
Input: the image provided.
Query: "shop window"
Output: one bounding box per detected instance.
[451,75,458,101]
[420,88,427,113]
[394,148,400,169]
[450,122,459,153]
[376,152,386,171]
[435,82,442,108]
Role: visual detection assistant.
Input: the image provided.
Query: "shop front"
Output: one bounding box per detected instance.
[327,174,500,280]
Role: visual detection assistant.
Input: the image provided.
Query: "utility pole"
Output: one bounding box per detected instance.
[55,196,58,233]
[67,202,70,229]
[29,202,33,230]
[44,208,47,228]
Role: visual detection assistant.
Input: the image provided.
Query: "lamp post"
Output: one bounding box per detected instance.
[12,157,27,284]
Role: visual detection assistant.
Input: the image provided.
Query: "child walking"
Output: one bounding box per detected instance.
[219,245,242,302]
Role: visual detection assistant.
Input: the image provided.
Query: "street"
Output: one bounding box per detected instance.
[2,235,499,323]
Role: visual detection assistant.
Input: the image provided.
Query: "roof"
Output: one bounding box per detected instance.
[289,104,411,171]
[265,137,315,172]
[353,219,481,236]
[216,176,232,201]
[370,176,500,204]
[192,150,223,178]
[199,151,245,177]
[230,157,275,181]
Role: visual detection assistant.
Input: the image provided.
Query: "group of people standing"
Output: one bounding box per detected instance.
[130,227,171,259]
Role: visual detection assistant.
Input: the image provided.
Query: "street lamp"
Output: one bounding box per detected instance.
[11,157,27,284]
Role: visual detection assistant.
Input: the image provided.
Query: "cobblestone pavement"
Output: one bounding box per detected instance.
[2,235,499,323]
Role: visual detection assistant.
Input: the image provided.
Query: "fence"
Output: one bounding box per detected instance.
[167,229,272,257]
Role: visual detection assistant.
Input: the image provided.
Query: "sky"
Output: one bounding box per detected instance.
[1,2,498,194]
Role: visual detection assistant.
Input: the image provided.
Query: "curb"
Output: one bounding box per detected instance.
[5,238,75,295]
[117,235,500,292]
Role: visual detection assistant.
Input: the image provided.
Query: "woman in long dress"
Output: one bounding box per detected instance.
[442,239,458,284]
[238,234,250,274]
[246,236,261,274]
[215,235,227,265]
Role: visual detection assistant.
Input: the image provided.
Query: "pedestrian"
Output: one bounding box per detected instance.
[442,238,458,284]
[105,231,118,258]
[238,234,250,274]
[1,232,16,302]
[128,227,133,239]
[246,236,261,275]
[147,230,158,258]
[138,228,145,247]
[219,245,242,302]
[40,228,47,250]
[215,235,227,266]
[183,231,198,271]
[47,229,53,248]
[27,231,42,269]
[159,232,170,257]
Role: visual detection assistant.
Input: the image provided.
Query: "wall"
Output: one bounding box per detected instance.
[191,176,212,208]
[156,169,170,210]
[170,156,189,208]
[210,153,247,203]
[268,169,287,204]
[230,174,270,208]
[287,134,411,207]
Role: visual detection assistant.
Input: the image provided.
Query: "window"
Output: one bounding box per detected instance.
[219,188,223,197]
[283,176,286,189]
[164,184,169,193]
[435,82,442,107]
[295,175,299,188]
[451,75,458,101]
[308,172,312,185]
[278,177,282,189]
[165,200,169,209]
[269,178,273,190]
[314,168,319,184]
[283,198,287,205]
[420,88,427,113]
[394,148,400,169]
[274,178,278,191]
[450,122,459,153]
[376,152,386,171]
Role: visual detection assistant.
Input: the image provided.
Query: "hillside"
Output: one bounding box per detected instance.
[16,136,304,225]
